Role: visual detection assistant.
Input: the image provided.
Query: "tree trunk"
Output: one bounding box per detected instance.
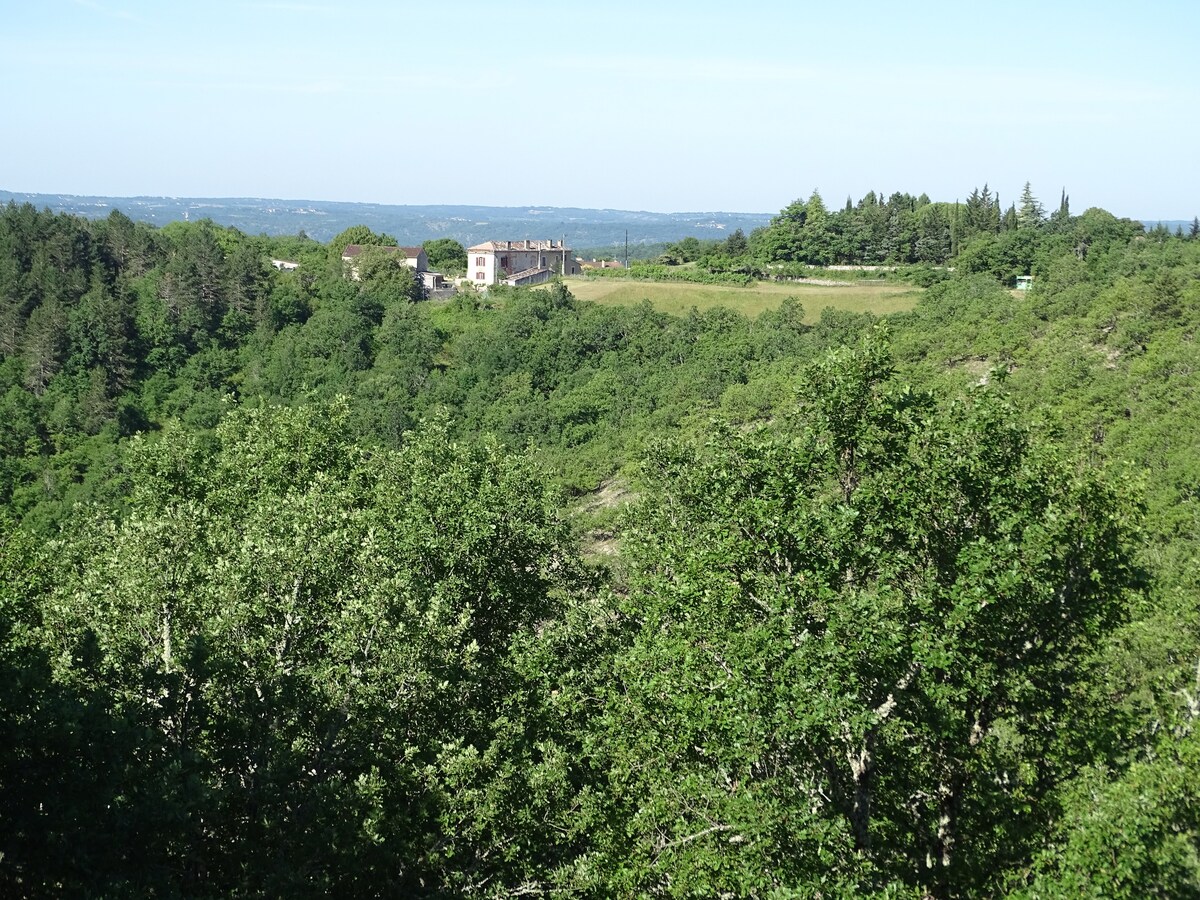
[847,730,875,851]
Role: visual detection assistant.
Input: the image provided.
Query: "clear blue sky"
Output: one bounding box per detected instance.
[2,0,1197,218]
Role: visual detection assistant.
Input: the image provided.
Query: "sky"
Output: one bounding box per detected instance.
[1,0,1197,219]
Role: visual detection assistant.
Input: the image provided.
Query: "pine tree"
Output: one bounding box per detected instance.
[806,189,828,222]
[21,299,68,394]
[964,184,1001,238]
[1017,181,1046,229]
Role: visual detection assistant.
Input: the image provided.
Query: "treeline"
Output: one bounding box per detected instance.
[609,184,1151,285]
[752,182,1074,266]
[3,196,1200,896]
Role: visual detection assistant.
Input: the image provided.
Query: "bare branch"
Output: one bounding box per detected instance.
[655,823,733,855]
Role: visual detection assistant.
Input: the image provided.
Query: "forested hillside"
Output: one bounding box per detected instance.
[2,192,1199,898]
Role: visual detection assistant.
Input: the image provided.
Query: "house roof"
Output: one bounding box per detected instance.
[341,244,425,259]
[467,239,571,253]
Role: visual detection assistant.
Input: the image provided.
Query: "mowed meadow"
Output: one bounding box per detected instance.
[562,275,921,319]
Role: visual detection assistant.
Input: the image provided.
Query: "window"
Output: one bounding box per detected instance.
[475,256,485,266]
[475,271,485,280]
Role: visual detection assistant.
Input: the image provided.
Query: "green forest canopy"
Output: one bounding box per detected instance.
[1,187,1199,897]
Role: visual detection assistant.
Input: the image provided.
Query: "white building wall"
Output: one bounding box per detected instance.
[469,241,579,285]
[470,249,494,285]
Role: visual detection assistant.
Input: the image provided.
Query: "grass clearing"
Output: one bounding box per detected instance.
[563,277,921,321]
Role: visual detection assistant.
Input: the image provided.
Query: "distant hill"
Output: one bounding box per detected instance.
[1141,220,1195,233]
[0,191,774,249]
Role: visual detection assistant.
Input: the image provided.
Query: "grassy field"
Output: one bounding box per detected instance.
[563,277,921,321]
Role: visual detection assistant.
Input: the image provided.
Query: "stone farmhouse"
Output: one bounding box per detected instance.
[467,239,581,287]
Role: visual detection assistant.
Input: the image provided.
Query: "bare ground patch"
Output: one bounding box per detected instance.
[574,477,635,560]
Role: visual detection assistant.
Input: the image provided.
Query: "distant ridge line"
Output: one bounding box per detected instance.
[0,190,774,247]
[0,190,770,219]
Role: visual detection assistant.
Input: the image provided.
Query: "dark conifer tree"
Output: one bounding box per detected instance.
[1002,203,1018,232]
